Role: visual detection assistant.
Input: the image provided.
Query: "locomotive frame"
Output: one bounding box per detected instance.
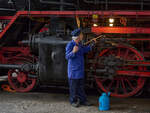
[1,11,150,97]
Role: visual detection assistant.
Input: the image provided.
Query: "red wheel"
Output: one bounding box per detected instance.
[8,57,37,92]
[94,45,146,97]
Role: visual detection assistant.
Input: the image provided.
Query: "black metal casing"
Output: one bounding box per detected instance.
[38,37,68,83]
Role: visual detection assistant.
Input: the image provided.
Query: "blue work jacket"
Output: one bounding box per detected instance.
[65,40,92,79]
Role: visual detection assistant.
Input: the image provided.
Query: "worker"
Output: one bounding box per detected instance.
[65,28,96,107]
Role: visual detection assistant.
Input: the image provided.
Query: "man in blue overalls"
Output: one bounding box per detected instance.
[65,28,95,107]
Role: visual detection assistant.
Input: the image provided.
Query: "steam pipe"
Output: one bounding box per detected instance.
[40,0,74,6]
[0,8,16,11]
[0,64,21,69]
[20,39,69,45]
[0,63,38,72]
[83,0,150,5]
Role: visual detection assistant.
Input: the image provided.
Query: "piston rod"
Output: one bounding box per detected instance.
[0,63,37,72]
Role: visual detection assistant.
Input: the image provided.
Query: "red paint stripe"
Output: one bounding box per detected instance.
[17,11,150,16]
[0,16,13,20]
[117,70,150,77]
[0,12,19,39]
[92,27,150,34]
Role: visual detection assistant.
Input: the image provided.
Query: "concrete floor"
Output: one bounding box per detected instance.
[0,90,149,113]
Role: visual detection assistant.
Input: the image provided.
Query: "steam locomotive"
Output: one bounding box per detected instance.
[1,0,150,98]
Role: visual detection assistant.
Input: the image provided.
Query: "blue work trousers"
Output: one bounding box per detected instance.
[68,79,87,104]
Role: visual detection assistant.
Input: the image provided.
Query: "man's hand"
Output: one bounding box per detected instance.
[93,38,97,43]
[72,46,79,53]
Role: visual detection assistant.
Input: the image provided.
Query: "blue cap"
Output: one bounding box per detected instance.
[71,28,81,37]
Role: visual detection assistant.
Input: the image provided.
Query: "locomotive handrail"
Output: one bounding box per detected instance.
[84,35,105,45]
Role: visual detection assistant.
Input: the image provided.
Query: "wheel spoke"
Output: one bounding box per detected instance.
[132,54,138,60]
[125,78,135,90]
[109,50,113,55]
[115,80,119,93]
[24,82,29,86]
[121,79,127,93]
[124,49,129,59]
[107,80,114,91]
[19,83,24,88]
[117,48,121,57]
